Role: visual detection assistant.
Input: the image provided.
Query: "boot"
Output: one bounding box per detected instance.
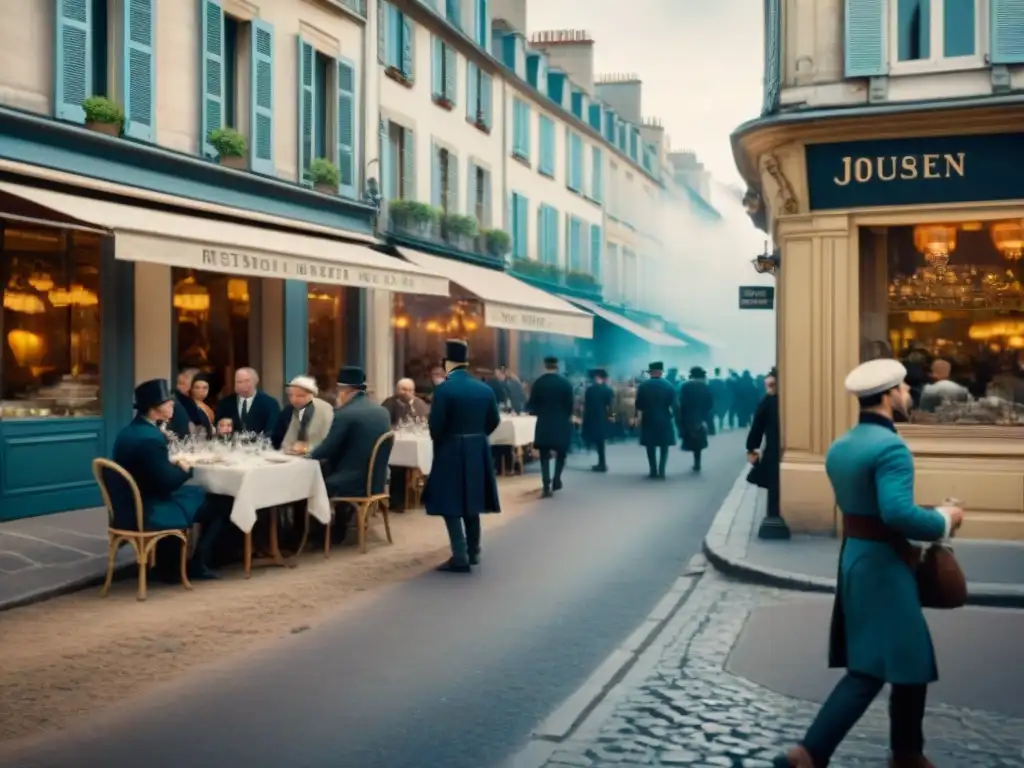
[889,754,935,768]
[772,746,816,768]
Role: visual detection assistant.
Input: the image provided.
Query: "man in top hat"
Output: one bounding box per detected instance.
[423,339,501,572]
[773,358,964,768]
[112,379,230,580]
[677,366,714,472]
[635,362,677,478]
[582,368,615,472]
[527,356,575,497]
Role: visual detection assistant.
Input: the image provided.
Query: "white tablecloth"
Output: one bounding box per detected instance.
[390,435,433,473]
[490,415,537,446]
[185,453,331,533]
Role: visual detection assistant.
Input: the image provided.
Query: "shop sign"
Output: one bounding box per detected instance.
[805,133,1024,211]
[484,303,593,339]
[739,286,774,309]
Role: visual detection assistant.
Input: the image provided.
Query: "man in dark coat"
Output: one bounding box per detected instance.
[423,339,501,573]
[213,366,282,437]
[635,362,676,479]
[746,369,781,518]
[708,368,729,432]
[678,366,714,472]
[527,356,575,497]
[167,368,203,439]
[582,368,614,472]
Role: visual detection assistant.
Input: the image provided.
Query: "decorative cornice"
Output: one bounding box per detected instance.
[761,153,798,216]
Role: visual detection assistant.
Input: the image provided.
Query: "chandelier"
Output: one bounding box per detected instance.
[28,271,54,292]
[913,224,957,274]
[227,278,250,303]
[991,220,1024,262]
[173,276,211,312]
[49,284,98,307]
[7,329,45,367]
[3,276,45,314]
[888,264,1024,311]
[907,310,942,323]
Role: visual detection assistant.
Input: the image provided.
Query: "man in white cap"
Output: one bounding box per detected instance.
[280,375,334,455]
[774,358,964,768]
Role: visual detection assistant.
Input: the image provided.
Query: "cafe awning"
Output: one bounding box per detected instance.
[560,296,686,347]
[397,248,593,339]
[673,325,723,348]
[0,181,450,296]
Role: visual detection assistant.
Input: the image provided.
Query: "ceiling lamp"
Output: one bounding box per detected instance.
[3,289,45,314]
[391,314,410,329]
[991,220,1024,262]
[907,310,941,323]
[50,284,98,307]
[913,224,957,274]
[7,329,46,367]
[28,272,54,292]
[173,276,211,313]
[227,278,250,303]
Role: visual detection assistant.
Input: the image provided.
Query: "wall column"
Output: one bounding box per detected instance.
[282,280,308,389]
[134,262,172,382]
[365,288,393,401]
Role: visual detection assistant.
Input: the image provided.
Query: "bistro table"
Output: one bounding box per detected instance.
[388,432,433,510]
[490,415,537,475]
[180,451,332,577]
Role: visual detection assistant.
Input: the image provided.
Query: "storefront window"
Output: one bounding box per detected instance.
[308,284,349,398]
[392,293,497,394]
[1,227,102,418]
[173,269,259,405]
[860,220,1024,425]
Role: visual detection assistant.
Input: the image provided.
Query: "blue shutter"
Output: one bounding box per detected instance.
[401,14,414,78]
[507,193,514,254]
[762,0,781,114]
[55,0,92,123]
[517,196,528,259]
[991,0,1024,63]
[385,5,399,66]
[447,0,461,27]
[337,58,356,197]
[845,0,887,77]
[466,63,478,121]
[449,153,460,213]
[377,0,386,63]
[200,0,224,157]
[590,225,601,280]
[431,144,442,207]
[592,147,602,202]
[522,102,530,158]
[536,206,544,263]
[480,72,492,128]
[482,168,492,227]
[402,127,415,199]
[466,160,477,217]
[444,45,457,101]
[564,127,571,186]
[432,37,443,96]
[297,38,314,183]
[379,117,391,200]
[478,0,490,50]
[249,19,275,175]
[123,0,155,140]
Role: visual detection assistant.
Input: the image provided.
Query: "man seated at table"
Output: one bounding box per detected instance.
[214,367,281,437]
[280,375,334,454]
[112,379,231,581]
[382,378,430,512]
[424,365,446,403]
[309,366,391,543]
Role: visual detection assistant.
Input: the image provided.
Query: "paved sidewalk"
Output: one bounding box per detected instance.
[703,472,1024,607]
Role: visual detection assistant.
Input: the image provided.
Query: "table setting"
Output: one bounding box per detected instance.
[490,412,537,447]
[391,417,433,474]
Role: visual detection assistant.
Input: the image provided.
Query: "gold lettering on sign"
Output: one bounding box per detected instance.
[832,152,966,186]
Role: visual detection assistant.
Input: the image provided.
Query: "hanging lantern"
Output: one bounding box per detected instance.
[28,272,54,292]
[172,276,211,312]
[913,224,957,274]
[907,310,942,323]
[991,220,1024,261]
[3,289,45,314]
[227,278,250,303]
[7,329,45,367]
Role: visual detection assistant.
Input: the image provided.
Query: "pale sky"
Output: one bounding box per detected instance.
[527,0,764,185]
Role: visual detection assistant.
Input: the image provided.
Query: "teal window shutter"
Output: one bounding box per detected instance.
[385,5,399,66]
[249,19,275,175]
[482,168,492,226]
[449,153,459,213]
[480,72,492,127]
[466,160,477,217]
[991,0,1024,63]
[565,127,571,186]
[444,44,457,101]
[337,58,356,197]
[123,0,155,141]
[536,206,545,263]
[432,37,443,97]
[431,144,442,207]
[517,195,528,259]
[200,0,225,157]
[477,0,490,49]
[447,0,461,27]
[762,0,781,114]
[591,147,602,202]
[379,117,391,200]
[402,127,415,199]
[551,208,560,264]
[55,0,93,123]
[521,102,530,158]
[297,38,314,183]
[845,0,887,76]
[466,63,478,121]
[377,1,387,63]
[401,14,415,77]
[590,224,601,280]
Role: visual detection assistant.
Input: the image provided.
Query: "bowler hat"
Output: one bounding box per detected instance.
[337,366,367,389]
[590,368,608,379]
[689,366,707,379]
[648,361,664,372]
[543,356,559,366]
[134,378,174,412]
[445,339,469,365]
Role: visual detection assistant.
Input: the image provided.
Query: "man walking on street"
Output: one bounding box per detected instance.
[678,366,713,473]
[582,368,614,473]
[774,358,964,768]
[422,340,502,573]
[528,356,574,498]
[636,361,676,479]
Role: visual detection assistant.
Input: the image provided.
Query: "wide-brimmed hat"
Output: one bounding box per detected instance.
[689,366,707,379]
[287,375,319,396]
[648,361,664,372]
[337,366,367,389]
[445,339,469,365]
[134,378,173,412]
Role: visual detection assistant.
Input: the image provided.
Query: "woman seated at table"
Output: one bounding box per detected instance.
[189,373,215,436]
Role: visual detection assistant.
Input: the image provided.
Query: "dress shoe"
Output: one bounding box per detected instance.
[591,464,607,472]
[436,559,471,573]
[542,487,553,498]
[468,552,480,566]
[187,562,221,581]
[552,478,563,492]
[772,746,816,767]
[889,754,935,768]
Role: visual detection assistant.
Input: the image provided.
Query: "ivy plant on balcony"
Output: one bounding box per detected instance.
[565,270,598,289]
[512,258,561,282]
[389,199,440,234]
[309,158,341,194]
[441,213,478,244]
[81,96,124,137]
[481,229,511,259]
[208,127,248,170]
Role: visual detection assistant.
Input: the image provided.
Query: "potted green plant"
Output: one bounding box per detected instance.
[208,127,248,169]
[482,229,511,258]
[441,213,477,246]
[566,270,598,288]
[389,200,440,234]
[81,96,124,137]
[309,158,340,194]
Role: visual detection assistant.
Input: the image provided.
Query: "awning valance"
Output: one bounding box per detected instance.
[561,297,686,347]
[673,326,722,348]
[398,248,593,339]
[0,182,450,297]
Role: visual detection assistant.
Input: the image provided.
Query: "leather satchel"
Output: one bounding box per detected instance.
[916,543,967,609]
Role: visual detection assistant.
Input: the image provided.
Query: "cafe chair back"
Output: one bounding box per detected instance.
[321,431,396,556]
[92,458,192,601]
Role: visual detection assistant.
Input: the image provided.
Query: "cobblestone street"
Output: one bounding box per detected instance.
[537,572,1024,768]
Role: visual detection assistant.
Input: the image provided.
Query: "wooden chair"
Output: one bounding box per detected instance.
[92,458,192,601]
[404,468,426,510]
[321,432,396,555]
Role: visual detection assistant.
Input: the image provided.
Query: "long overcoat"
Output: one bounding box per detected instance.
[825,414,949,685]
[677,379,713,452]
[422,368,502,518]
[527,372,574,452]
[581,382,614,445]
[635,377,677,447]
[309,393,391,497]
[746,393,779,489]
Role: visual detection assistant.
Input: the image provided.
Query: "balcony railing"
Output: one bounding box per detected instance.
[383,201,510,267]
[508,258,603,301]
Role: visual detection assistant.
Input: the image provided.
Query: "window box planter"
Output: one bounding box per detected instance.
[81,96,124,138]
[85,120,120,137]
[432,95,455,111]
[385,66,414,88]
[219,155,247,170]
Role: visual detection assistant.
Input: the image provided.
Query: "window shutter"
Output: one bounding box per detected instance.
[444,45,457,101]
[522,103,530,157]
[507,193,514,253]
[55,0,92,123]
[517,196,528,259]
[122,0,155,140]
[199,0,225,157]
[466,160,477,217]
[845,0,887,77]
[379,117,391,200]
[478,0,491,50]
[297,38,314,183]
[591,225,602,280]
[466,63,478,122]
[447,0,461,27]
[449,153,460,213]
[480,73,492,127]
[378,1,387,63]
[991,0,1024,64]
[762,0,782,114]
[564,127,571,185]
[482,169,492,227]
[402,127,415,199]
[431,144,442,208]
[432,38,442,96]
[592,148,602,202]
[248,19,275,175]
[401,15,414,78]
[536,206,544,263]
[337,58,356,197]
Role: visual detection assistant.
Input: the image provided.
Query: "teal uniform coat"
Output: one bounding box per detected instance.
[527,371,575,451]
[110,416,207,531]
[635,377,677,447]
[825,412,949,685]
[581,382,614,445]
